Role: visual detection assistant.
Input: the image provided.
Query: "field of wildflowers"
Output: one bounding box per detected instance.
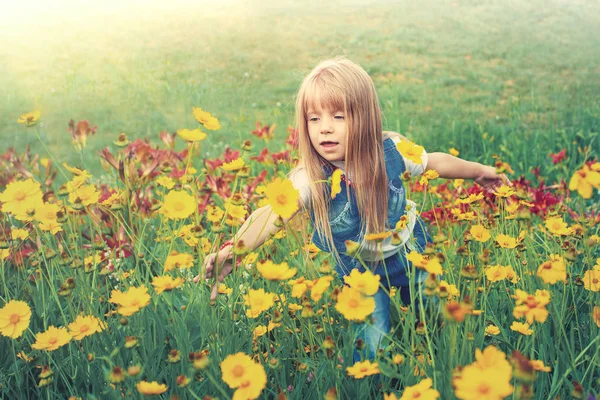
[0,105,599,399]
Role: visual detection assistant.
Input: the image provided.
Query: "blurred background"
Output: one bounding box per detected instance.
[1,0,599,173]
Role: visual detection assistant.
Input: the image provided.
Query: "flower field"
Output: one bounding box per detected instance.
[0,106,599,400]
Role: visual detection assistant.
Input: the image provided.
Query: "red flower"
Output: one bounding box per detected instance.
[549,149,566,164]
[251,121,276,140]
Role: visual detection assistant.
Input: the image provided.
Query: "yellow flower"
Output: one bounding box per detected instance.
[220,352,255,388]
[544,216,572,236]
[493,185,515,198]
[156,176,175,189]
[335,286,376,322]
[510,321,533,335]
[11,228,29,241]
[495,234,517,249]
[457,193,484,204]
[31,326,72,351]
[136,381,168,396]
[206,205,225,223]
[453,363,513,399]
[537,254,567,284]
[192,107,220,130]
[288,277,310,298]
[513,289,550,324]
[221,158,246,172]
[592,306,600,328]
[109,286,151,316]
[331,169,343,199]
[161,190,196,220]
[437,281,460,299]
[344,268,380,296]
[68,315,104,340]
[396,139,424,165]
[399,378,440,400]
[346,360,380,379]
[420,169,440,185]
[39,220,63,234]
[449,148,460,157]
[0,179,44,217]
[485,265,507,282]
[364,231,392,242]
[257,260,297,281]
[218,283,233,295]
[484,325,500,336]
[34,202,61,224]
[569,164,600,199]
[68,184,100,206]
[177,128,207,142]
[264,178,300,219]
[582,266,600,292]
[470,225,491,242]
[243,289,275,318]
[17,110,41,127]
[151,276,184,294]
[0,300,31,338]
[310,276,334,302]
[530,360,552,372]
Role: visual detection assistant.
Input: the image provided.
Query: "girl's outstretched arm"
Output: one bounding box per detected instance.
[195,203,302,300]
[426,152,511,192]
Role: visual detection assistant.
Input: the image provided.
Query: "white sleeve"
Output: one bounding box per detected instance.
[287,167,311,209]
[389,135,428,177]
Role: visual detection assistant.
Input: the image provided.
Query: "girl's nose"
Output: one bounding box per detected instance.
[321,120,334,134]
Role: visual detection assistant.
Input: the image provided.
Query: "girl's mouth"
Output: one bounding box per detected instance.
[320,141,339,149]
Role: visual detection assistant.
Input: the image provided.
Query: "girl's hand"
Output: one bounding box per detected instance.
[474,165,511,193]
[193,244,234,301]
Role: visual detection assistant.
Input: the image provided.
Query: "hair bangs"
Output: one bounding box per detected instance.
[302,75,346,116]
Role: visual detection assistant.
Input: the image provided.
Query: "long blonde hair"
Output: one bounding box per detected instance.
[294,57,388,258]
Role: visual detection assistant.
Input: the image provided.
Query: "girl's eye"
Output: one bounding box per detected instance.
[308,117,319,122]
[335,115,345,120]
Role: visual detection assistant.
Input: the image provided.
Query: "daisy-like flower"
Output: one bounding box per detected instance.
[264,177,300,219]
[495,234,517,249]
[34,202,61,225]
[192,107,220,130]
[31,326,72,351]
[346,360,380,379]
[0,179,44,217]
[161,190,196,220]
[221,158,246,172]
[582,265,600,292]
[536,254,567,285]
[232,364,267,400]
[396,140,425,165]
[17,110,41,127]
[206,205,225,223]
[0,300,32,338]
[151,276,184,294]
[513,289,551,324]
[68,184,100,206]
[310,275,334,302]
[11,228,29,241]
[398,378,440,400]
[453,363,513,399]
[544,216,572,236]
[136,381,168,396]
[243,289,275,318]
[156,176,175,189]
[220,352,256,388]
[469,225,491,242]
[257,260,297,281]
[177,128,207,142]
[569,164,600,199]
[530,360,552,372]
[510,321,533,335]
[330,169,343,199]
[592,306,600,328]
[109,286,151,317]
[68,315,104,340]
[457,193,484,204]
[364,231,392,242]
[484,324,500,336]
[493,185,515,198]
[335,286,375,322]
[344,268,380,296]
[485,265,508,283]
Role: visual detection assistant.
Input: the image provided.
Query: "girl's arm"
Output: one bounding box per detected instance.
[426,152,510,191]
[196,202,302,300]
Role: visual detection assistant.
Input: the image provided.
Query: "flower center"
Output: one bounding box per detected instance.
[174,202,185,211]
[276,194,287,205]
[48,337,58,345]
[232,365,245,378]
[477,384,490,394]
[412,393,422,399]
[348,299,359,308]
[80,324,89,333]
[14,191,27,201]
[9,314,20,324]
[131,300,140,307]
[593,278,599,284]
[239,380,251,388]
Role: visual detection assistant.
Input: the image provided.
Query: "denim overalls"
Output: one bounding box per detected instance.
[311,137,433,360]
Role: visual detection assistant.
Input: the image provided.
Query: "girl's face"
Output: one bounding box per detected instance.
[306,103,348,162]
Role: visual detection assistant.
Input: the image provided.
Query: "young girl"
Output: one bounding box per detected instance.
[198,57,509,359]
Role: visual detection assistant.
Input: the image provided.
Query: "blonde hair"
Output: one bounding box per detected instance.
[294,57,388,260]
